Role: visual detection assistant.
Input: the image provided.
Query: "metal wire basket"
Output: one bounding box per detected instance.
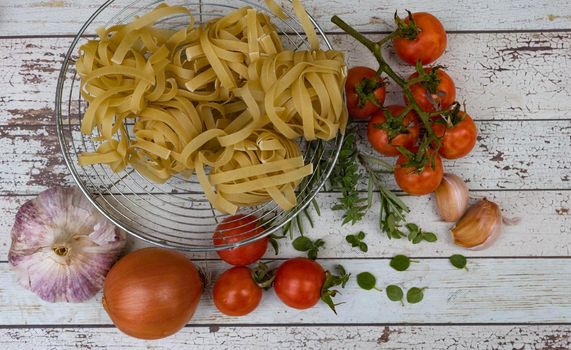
[55,0,344,251]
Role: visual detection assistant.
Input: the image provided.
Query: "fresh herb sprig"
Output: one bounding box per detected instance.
[329,129,370,225]
[346,231,368,252]
[406,223,438,244]
[321,265,351,314]
[292,236,325,260]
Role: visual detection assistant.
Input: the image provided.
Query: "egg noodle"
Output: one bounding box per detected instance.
[77,1,347,214]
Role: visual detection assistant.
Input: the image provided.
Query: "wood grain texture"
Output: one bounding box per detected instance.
[1,0,570,36]
[2,32,571,126]
[2,259,571,324]
[2,190,570,259]
[1,120,569,196]
[1,325,571,349]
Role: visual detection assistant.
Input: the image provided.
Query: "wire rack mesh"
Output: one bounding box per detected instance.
[55,0,344,251]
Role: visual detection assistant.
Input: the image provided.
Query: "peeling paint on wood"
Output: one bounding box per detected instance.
[1,121,569,196]
[2,259,571,324]
[1,325,571,349]
[2,32,571,125]
[1,0,571,36]
[1,190,569,258]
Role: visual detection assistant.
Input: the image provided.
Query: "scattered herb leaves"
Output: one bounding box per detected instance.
[321,265,351,314]
[346,231,368,252]
[386,285,404,305]
[356,272,380,291]
[449,254,468,270]
[292,236,325,260]
[406,287,426,304]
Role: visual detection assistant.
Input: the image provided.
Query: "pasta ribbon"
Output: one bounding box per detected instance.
[76,3,347,214]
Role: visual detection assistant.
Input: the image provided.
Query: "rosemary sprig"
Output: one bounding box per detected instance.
[329,128,369,225]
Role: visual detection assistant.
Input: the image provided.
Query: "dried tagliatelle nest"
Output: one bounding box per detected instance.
[76,1,347,214]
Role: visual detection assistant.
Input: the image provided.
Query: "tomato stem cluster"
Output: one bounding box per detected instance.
[331,15,446,162]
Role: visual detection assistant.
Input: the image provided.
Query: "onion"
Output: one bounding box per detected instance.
[102,247,203,339]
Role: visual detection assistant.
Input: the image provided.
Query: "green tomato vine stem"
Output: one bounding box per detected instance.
[331,15,444,154]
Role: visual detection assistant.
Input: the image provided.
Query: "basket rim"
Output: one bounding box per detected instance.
[55,0,345,252]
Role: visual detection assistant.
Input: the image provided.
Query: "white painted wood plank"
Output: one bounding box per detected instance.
[1,258,571,324]
[1,325,571,349]
[2,32,570,126]
[1,0,570,36]
[2,190,569,259]
[1,120,569,196]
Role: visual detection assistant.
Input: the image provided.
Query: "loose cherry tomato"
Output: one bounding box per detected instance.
[394,148,444,195]
[274,257,325,309]
[406,68,456,112]
[367,105,420,157]
[393,12,447,65]
[213,266,262,316]
[345,66,386,120]
[213,215,267,266]
[432,112,478,159]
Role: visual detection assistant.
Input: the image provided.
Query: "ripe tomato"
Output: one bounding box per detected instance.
[394,148,444,195]
[213,215,267,266]
[432,112,478,159]
[406,68,456,112]
[393,12,447,65]
[367,105,420,157]
[274,257,325,309]
[213,266,262,316]
[345,66,386,120]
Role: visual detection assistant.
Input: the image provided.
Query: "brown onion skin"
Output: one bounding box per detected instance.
[102,247,203,340]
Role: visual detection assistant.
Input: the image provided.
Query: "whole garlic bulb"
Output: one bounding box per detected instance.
[8,187,126,302]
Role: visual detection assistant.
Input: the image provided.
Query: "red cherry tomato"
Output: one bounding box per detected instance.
[406,68,456,112]
[345,66,386,120]
[367,105,420,157]
[213,266,262,316]
[432,112,478,159]
[213,215,267,266]
[394,148,444,195]
[393,12,447,65]
[273,258,325,309]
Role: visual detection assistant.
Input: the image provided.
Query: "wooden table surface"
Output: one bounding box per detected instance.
[1,0,571,348]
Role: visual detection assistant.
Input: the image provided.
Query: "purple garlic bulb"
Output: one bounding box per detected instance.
[8,187,126,302]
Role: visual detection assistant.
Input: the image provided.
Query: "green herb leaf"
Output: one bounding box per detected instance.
[345,231,368,253]
[405,223,419,233]
[390,255,411,271]
[406,287,426,304]
[422,232,438,242]
[320,265,351,314]
[292,237,325,260]
[412,234,423,244]
[356,272,377,291]
[449,254,467,269]
[292,236,312,251]
[386,285,404,304]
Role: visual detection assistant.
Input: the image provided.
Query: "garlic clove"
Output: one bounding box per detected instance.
[450,198,502,250]
[434,173,469,222]
[8,187,126,303]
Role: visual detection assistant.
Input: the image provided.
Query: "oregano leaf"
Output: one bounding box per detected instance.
[356,272,377,291]
[406,287,426,304]
[449,254,467,269]
[386,285,404,304]
[390,255,411,271]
